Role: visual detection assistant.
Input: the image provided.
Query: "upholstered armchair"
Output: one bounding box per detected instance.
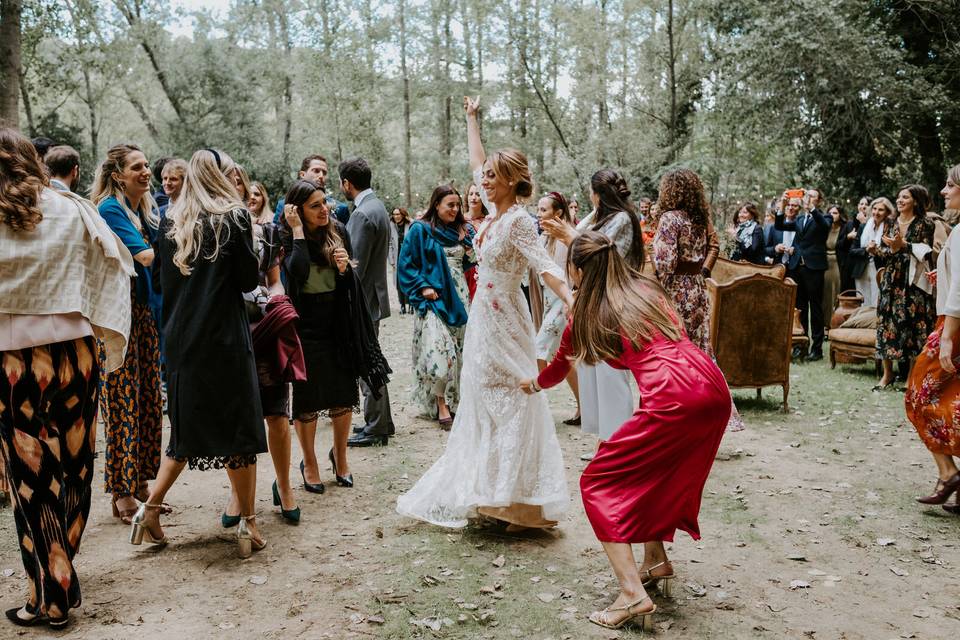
[706,272,798,412]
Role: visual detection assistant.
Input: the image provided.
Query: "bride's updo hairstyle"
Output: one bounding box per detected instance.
[489,148,534,202]
[569,231,682,365]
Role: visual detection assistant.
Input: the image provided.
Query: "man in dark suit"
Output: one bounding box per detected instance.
[273,154,350,225]
[775,189,831,360]
[341,158,396,446]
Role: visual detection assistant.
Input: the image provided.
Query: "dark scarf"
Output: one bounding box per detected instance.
[398,221,475,327]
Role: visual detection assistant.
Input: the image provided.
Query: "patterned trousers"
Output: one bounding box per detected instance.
[101,299,162,495]
[0,337,99,618]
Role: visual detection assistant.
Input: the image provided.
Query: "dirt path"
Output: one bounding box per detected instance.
[2,302,960,639]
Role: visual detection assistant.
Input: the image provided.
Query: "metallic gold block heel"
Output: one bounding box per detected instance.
[588,596,656,630]
[129,503,168,546]
[641,609,654,632]
[237,515,266,559]
[640,560,676,595]
[660,576,674,597]
[237,536,252,559]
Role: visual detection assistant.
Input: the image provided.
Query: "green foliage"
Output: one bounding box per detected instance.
[10,0,959,212]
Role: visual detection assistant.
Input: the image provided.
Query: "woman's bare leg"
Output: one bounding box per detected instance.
[330,408,352,477]
[226,463,263,545]
[266,415,295,508]
[590,541,654,626]
[142,456,187,538]
[294,417,320,484]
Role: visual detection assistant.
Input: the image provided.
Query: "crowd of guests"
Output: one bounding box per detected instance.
[722,187,955,374]
[0,129,394,628]
[2,118,959,632]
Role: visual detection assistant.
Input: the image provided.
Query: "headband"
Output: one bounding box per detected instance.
[204,148,222,169]
[546,191,567,209]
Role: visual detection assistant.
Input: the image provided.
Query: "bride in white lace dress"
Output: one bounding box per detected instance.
[397,97,575,529]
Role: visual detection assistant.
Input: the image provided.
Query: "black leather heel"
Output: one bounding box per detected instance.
[329,448,354,487]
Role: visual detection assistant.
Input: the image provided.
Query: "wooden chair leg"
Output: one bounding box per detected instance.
[782,383,789,413]
[756,388,762,400]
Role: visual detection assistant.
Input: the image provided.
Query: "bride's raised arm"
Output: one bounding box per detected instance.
[464,96,485,173]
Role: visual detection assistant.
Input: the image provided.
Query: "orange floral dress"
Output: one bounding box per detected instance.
[905,318,960,455]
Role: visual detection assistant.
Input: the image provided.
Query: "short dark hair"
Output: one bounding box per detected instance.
[152,157,171,183]
[338,158,372,191]
[300,154,327,173]
[45,145,80,177]
[31,137,56,159]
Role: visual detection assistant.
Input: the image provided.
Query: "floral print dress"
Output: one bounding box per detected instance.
[876,217,936,360]
[653,209,711,352]
[653,208,746,432]
[411,244,470,417]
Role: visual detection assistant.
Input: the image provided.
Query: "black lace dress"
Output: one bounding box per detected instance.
[157,211,268,469]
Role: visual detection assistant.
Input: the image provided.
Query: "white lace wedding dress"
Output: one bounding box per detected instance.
[396,205,570,528]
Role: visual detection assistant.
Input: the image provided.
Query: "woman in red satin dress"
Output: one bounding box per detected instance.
[521,231,730,630]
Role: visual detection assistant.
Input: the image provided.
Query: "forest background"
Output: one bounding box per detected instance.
[0,0,958,218]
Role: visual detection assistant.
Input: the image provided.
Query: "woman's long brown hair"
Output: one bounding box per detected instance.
[0,127,47,231]
[283,179,343,266]
[569,231,683,365]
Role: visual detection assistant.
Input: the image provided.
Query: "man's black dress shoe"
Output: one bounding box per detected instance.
[347,433,389,447]
[352,425,365,434]
[791,346,804,360]
[806,351,823,362]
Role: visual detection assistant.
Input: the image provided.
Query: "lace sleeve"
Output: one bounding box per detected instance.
[509,211,565,281]
[473,168,496,217]
[602,212,635,259]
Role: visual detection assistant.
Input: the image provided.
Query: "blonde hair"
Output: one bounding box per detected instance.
[231,163,251,202]
[161,158,188,180]
[569,231,683,365]
[488,148,534,202]
[249,180,273,224]
[870,197,895,219]
[165,148,247,276]
[948,164,960,189]
[91,143,158,231]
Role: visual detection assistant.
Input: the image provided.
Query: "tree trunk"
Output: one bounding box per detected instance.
[441,0,452,180]
[82,67,98,155]
[666,0,678,161]
[113,0,187,125]
[277,5,293,172]
[0,0,22,128]
[18,71,34,135]
[460,0,475,87]
[399,0,412,207]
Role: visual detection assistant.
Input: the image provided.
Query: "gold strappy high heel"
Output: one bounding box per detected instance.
[588,595,656,631]
[129,503,168,546]
[237,515,266,558]
[640,560,675,596]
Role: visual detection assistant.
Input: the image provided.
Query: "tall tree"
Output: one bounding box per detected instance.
[0,0,22,128]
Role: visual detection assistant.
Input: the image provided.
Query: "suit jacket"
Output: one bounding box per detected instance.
[347,191,392,322]
[764,225,785,264]
[774,208,831,271]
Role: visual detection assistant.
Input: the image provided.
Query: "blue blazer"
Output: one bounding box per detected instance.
[774,208,831,271]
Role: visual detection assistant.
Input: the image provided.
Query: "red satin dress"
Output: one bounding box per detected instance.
[538,324,730,543]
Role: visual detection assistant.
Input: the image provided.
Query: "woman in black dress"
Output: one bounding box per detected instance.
[282,180,359,491]
[131,149,268,558]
